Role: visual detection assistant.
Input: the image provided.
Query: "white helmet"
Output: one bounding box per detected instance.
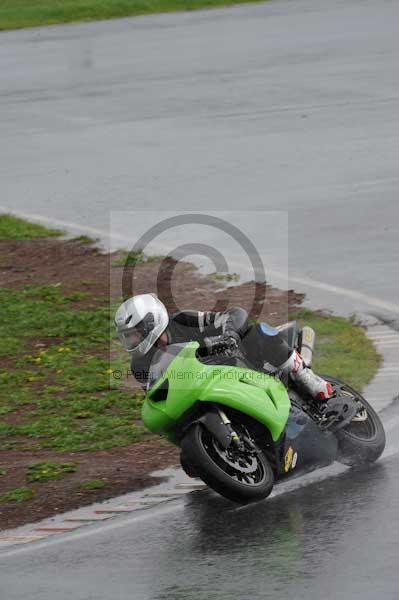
[114,294,169,356]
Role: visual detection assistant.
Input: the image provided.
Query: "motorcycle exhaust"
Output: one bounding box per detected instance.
[300,326,316,367]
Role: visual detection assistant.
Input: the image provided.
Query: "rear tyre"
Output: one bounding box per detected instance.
[181,422,274,504]
[321,375,386,466]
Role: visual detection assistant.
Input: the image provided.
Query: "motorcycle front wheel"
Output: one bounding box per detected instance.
[181,421,274,504]
[322,375,386,467]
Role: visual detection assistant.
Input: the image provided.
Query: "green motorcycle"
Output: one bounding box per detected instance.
[142,323,385,504]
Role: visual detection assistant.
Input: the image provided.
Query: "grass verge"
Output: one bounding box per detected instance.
[26,462,78,482]
[0,487,35,502]
[294,309,381,391]
[0,283,145,452]
[0,0,266,30]
[79,479,107,490]
[0,214,62,240]
[0,214,145,455]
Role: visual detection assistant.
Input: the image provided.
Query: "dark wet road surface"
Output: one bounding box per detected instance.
[1,405,398,600]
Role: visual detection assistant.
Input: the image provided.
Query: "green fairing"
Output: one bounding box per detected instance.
[141,342,290,442]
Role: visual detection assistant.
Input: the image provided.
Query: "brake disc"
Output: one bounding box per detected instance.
[211,438,258,473]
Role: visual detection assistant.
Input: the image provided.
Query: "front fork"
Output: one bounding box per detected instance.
[217,408,259,454]
[218,408,241,446]
[186,405,257,452]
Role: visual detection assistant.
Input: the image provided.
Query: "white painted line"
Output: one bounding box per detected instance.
[124,500,164,506]
[64,516,113,522]
[370,373,399,379]
[94,507,137,514]
[266,268,399,314]
[367,332,399,337]
[0,536,45,543]
[0,501,183,559]
[175,483,207,489]
[34,527,79,534]
[376,371,399,380]
[1,206,399,315]
[368,336,399,342]
[375,341,399,352]
[373,347,399,351]
[0,205,130,245]
[145,491,189,497]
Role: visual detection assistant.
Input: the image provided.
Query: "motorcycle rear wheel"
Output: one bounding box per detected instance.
[322,375,386,466]
[181,421,274,504]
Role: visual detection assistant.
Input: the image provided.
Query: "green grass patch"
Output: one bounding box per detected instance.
[79,479,107,490]
[111,250,162,268]
[26,461,78,482]
[0,283,145,452]
[71,235,99,246]
[209,272,240,282]
[0,469,6,477]
[63,291,91,302]
[81,280,98,287]
[0,214,62,240]
[0,0,267,30]
[293,309,381,391]
[0,487,35,503]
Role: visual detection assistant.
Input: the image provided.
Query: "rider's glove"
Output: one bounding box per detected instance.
[203,332,239,356]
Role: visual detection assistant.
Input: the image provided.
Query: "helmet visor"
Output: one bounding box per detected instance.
[117,313,155,352]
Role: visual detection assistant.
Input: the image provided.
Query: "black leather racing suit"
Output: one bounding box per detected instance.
[131,307,293,389]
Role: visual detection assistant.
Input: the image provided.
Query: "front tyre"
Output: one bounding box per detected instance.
[322,376,386,467]
[181,422,274,504]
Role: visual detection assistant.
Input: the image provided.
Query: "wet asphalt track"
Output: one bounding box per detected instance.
[1,423,399,600]
[1,0,399,315]
[1,0,399,597]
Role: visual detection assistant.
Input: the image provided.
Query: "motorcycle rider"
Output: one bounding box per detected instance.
[114,293,333,401]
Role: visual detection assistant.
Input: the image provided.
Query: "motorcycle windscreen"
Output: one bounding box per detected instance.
[147,343,190,390]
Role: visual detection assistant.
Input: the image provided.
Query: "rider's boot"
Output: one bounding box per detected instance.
[282,350,334,401]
